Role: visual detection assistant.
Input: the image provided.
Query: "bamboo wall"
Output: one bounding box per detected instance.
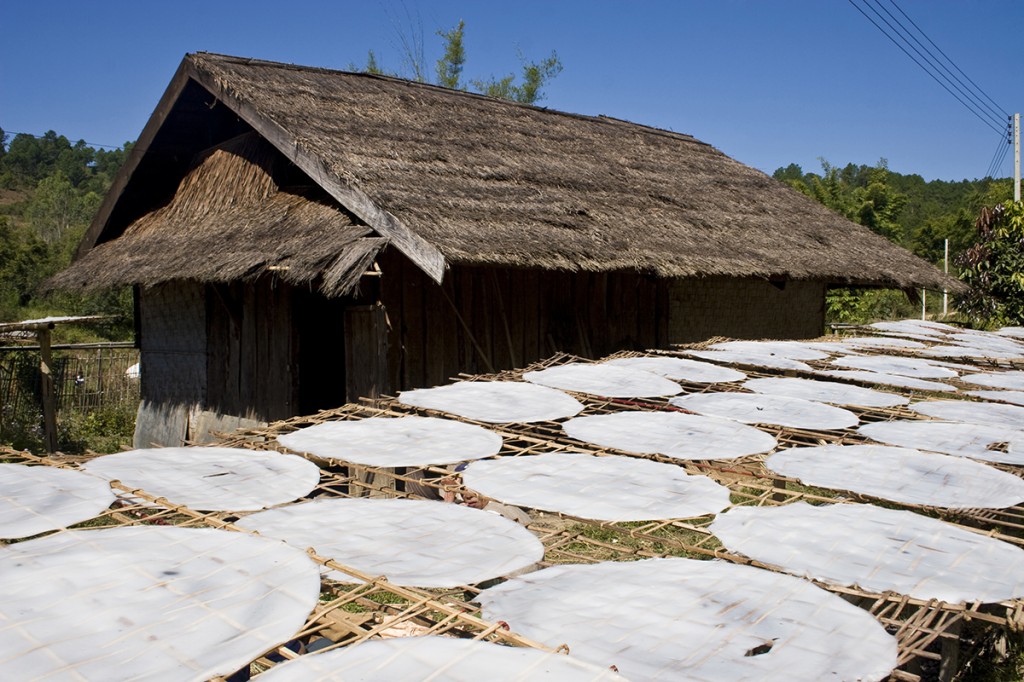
[137,277,370,446]
[134,258,828,444]
[138,281,207,405]
[667,278,826,344]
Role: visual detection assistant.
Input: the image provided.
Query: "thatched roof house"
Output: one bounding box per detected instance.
[51,52,954,445]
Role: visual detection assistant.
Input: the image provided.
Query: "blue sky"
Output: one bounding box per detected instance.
[2,0,1020,181]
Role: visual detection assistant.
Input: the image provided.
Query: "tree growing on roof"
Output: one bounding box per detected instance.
[470,49,562,105]
[435,20,466,89]
[357,19,562,105]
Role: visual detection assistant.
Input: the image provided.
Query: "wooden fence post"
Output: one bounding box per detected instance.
[38,327,58,453]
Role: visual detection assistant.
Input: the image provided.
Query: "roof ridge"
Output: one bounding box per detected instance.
[188,52,708,146]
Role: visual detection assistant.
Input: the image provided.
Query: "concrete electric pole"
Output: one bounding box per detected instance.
[1015,113,1020,202]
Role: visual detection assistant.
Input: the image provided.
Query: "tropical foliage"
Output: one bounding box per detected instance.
[955,200,1024,326]
[0,127,133,339]
[773,159,1015,324]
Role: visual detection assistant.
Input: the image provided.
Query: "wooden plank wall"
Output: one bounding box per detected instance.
[206,279,297,421]
[344,304,389,402]
[378,252,669,391]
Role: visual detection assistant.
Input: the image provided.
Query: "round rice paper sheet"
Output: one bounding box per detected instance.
[916,345,1024,360]
[815,369,957,393]
[82,447,321,511]
[277,416,502,467]
[670,392,859,431]
[830,354,957,379]
[880,331,952,343]
[397,381,584,423]
[711,503,1024,603]
[462,452,730,521]
[0,464,115,539]
[0,526,321,681]
[794,340,853,353]
[909,399,1024,429]
[562,411,777,461]
[967,390,1024,407]
[948,332,1024,353]
[683,349,813,372]
[706,340,829,361]
[605,356,746,384]
[840,336,926,349]
[743,376,908,408]
[869,320,957,336]
[258,636,627,681]
[235,497,543,588]
[858,420,1024,465]
[478,558,897,682]
[523,363,681,398]
[962,370,1024,391]
[766,444,1024,509]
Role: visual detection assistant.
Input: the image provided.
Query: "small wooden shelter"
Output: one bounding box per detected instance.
[50,53,955,445]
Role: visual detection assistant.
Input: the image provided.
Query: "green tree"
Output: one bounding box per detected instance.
[776,159,908,243]
[776,159,915,324]
[784,159,856,221]
[435,20,466,89]
[956,200,1024,326]
[360,19,563,104]
[852,162,906,243]
[55,140,95,187]
[472,51,563,104]
[2,131,67,186]
[773,163,803,184]
[82,142,133,195]
[0,131,133,333]
[0,216,53,315]
[27,171,98,243]
[363,50,385,75]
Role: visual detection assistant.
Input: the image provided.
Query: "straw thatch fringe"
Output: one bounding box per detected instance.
[48,133,384,298]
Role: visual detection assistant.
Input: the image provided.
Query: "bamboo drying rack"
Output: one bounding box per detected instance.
[4,327,1024,681]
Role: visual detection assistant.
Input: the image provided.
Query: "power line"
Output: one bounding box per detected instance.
[847,0,1007,135]
[872,0,1006,125]
[850,0,1005,133]
[885,0,1008,120]
[985,130,1009,179]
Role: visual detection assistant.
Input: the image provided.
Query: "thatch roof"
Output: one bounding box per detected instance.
[57,52,958,294]
[50,133,384,297]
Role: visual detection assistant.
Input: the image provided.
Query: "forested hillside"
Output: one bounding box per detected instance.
[774,160,1012,262]
[773,159,1015,324]
[0,128,133,340]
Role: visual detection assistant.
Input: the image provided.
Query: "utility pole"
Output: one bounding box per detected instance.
[1015,113,1020,202]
